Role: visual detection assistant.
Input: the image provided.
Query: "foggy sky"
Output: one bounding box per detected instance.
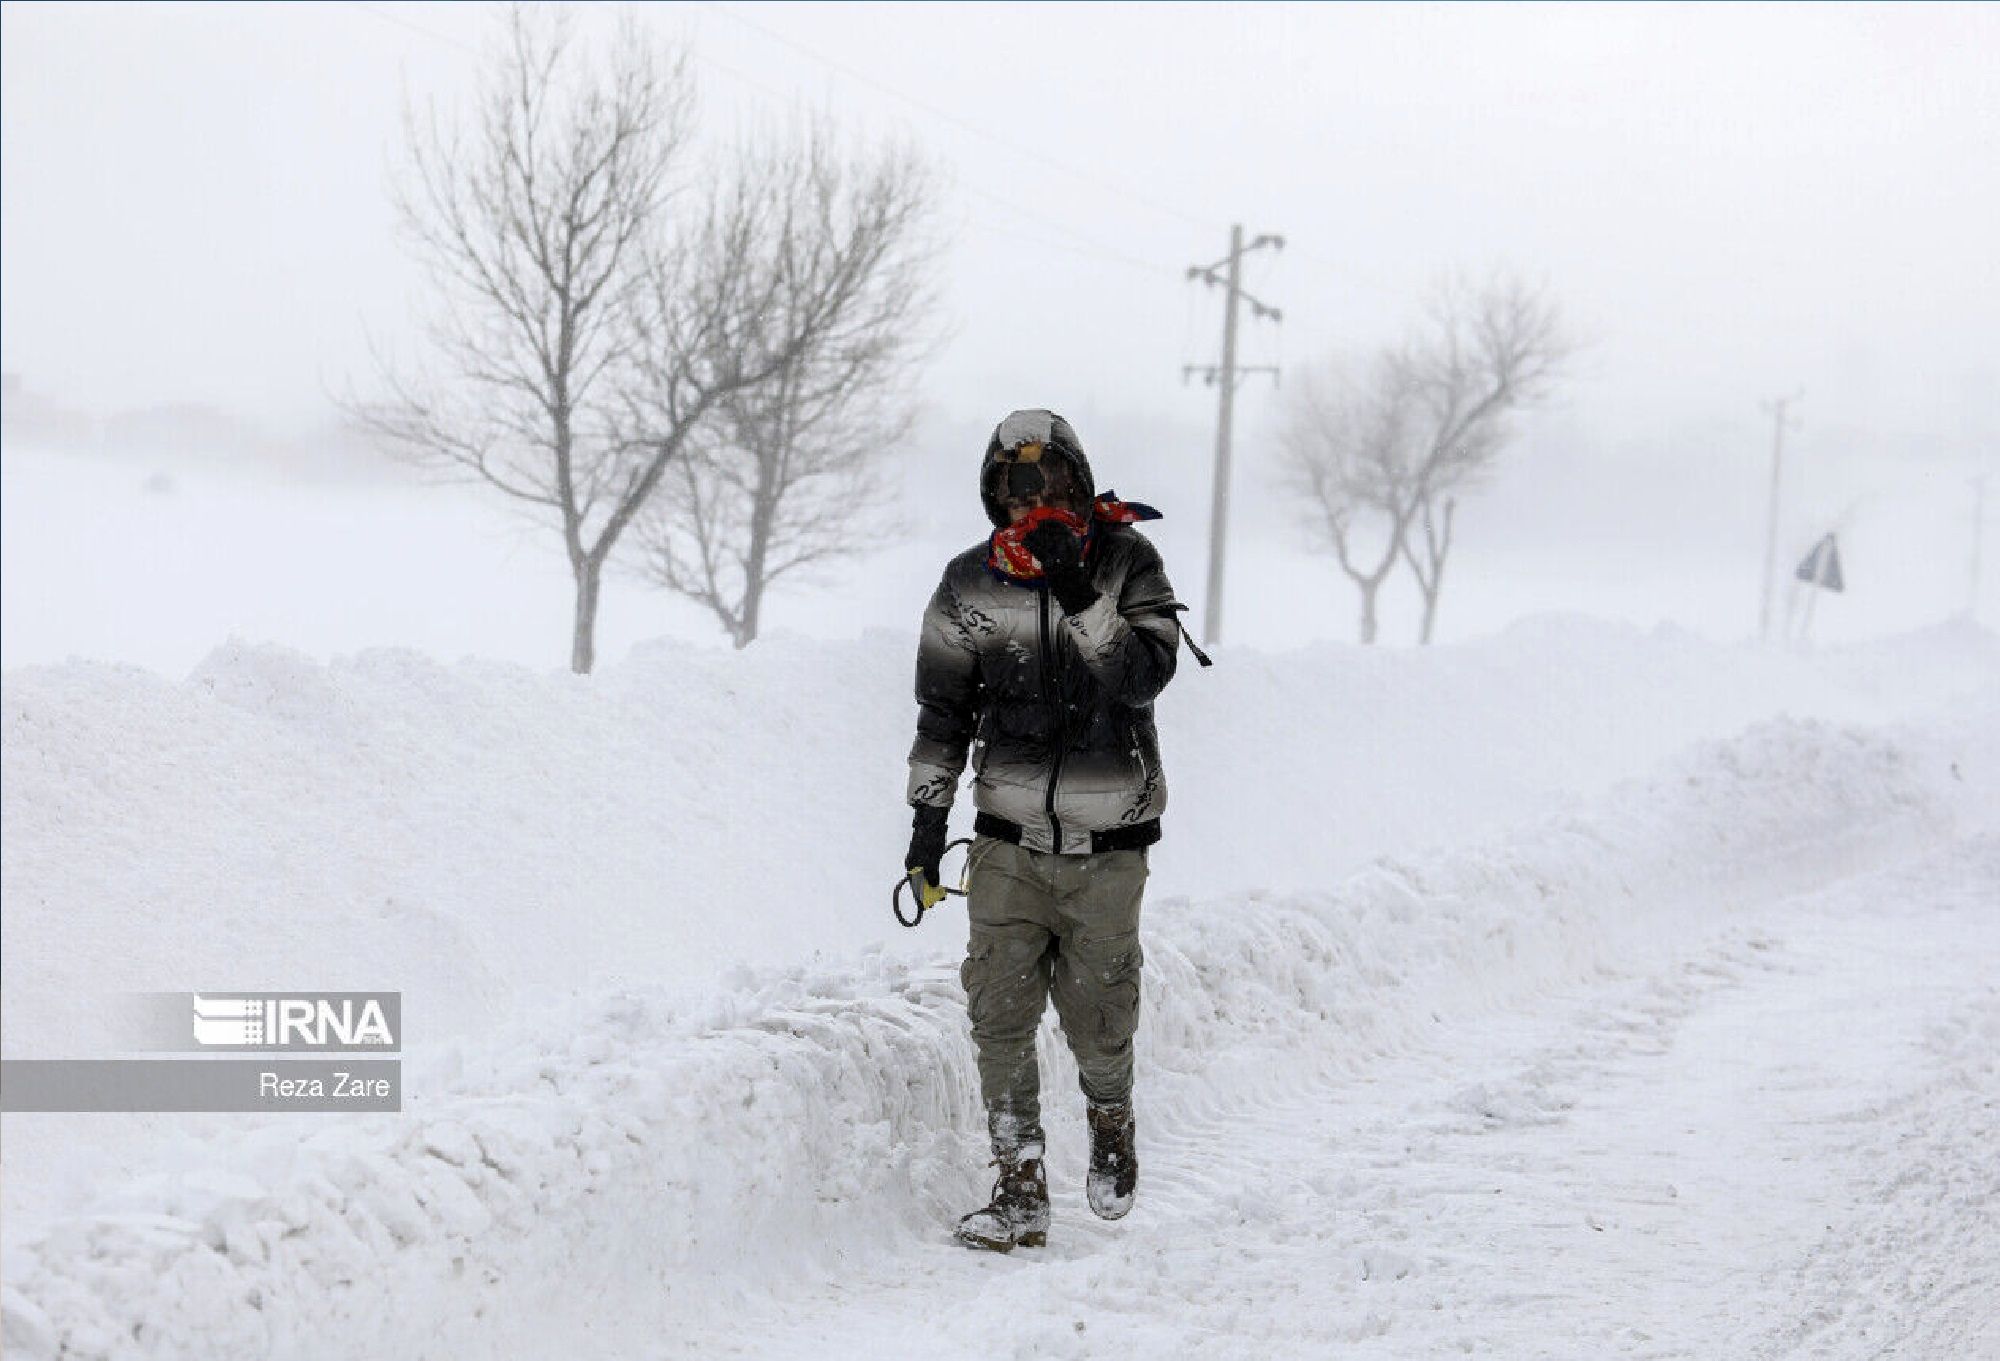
[5,3,1994,431]
[3,2,1997,658]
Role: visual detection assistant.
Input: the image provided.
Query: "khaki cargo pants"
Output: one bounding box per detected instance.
[959,834,1149,1157]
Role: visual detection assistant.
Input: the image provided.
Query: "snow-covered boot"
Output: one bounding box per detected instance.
[1086,1103,1137,1220]
[954,1153,1050,1252]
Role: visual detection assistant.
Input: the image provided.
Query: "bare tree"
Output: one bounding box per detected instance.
[1278,351,1427,644]
[1281,273,1565,644]
[1397,276,1566,643]
[355,7,690,673]
[632,122,941,648]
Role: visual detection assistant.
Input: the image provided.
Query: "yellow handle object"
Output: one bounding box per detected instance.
[892,838,975,928]
[908,868,950,911]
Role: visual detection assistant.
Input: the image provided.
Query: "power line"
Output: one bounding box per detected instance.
[344,1,477,55]
[673,1,1197,280]
[711,0,1408,324]
[694,0,1224,235]
[687,2,1439,316]
[964,215,1181,281]
[347,0,798,107]
[350,0,1420,322]
[346,4,1181,285]
[629,4,1190,276]
[1284,242,1404,300]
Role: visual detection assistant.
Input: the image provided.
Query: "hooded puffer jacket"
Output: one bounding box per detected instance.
[906,410,1186,855]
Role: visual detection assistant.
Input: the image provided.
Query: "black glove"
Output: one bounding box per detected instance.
[906,803,948,886]
[1023,521,1098,615]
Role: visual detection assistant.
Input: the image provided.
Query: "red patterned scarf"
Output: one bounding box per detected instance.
[988,491,1163,581]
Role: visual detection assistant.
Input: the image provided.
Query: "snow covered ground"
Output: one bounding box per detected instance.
[4,620,1997,1357]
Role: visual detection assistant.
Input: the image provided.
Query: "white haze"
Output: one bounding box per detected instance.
[2,1,1996,669]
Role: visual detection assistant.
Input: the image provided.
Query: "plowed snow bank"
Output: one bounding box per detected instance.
[5,710,1979,1359]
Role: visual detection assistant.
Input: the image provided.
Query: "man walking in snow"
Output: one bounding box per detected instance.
[904,408,1195,1251]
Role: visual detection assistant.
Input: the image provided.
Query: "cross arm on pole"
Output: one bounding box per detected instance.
[1187,233,1287,322]
[1186,268,1282,321]
[1182,364,1281,389]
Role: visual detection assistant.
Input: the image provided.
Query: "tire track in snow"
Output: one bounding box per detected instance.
[660,837,2000,1360]
[2,715,1974,1358]
[1751,843,2000,1361]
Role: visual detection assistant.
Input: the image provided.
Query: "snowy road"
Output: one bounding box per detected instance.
[8,699,1997,1359]
[667,838,2000,1361]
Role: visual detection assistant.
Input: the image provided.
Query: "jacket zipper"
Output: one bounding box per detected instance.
[1038,584,1066,852]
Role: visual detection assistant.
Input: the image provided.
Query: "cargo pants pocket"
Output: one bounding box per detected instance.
[1083,929,1144,1047]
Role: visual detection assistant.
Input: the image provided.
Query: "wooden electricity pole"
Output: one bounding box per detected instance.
[1186,224,1283,648]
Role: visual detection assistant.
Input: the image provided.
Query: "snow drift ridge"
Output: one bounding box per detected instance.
[2,713,1961,1359]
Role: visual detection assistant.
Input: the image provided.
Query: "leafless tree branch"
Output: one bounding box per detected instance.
[1276,351,1427,644]
[346,5,692,673]
[1281,272,1566,644]
[629,116,944,648]
[1399,272,1569,642]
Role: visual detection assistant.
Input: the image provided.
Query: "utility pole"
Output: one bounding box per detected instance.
[1186,224,1283,648]
[1972,473,1989,622]
[1758,391,1803,642]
